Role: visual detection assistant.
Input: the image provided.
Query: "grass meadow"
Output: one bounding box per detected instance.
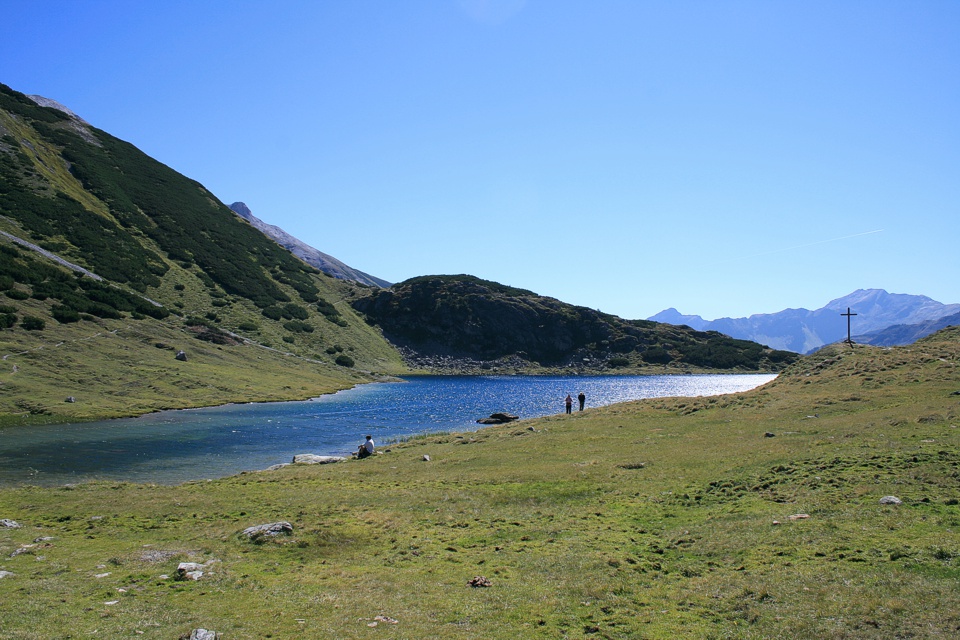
[1,328,958,638]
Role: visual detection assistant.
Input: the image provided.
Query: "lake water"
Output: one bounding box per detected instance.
[0,374,775,487]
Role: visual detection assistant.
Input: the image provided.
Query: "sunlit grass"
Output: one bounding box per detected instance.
[1,329,959,637]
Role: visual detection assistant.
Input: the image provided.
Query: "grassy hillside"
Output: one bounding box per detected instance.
[0,82,405,423]
[1,328,957,638]
[352,274,798,373]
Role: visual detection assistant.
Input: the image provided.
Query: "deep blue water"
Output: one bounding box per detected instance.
[0,374,774,487]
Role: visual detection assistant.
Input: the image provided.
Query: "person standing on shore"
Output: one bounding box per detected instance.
[578,392,585,411]
[565,394,573,414]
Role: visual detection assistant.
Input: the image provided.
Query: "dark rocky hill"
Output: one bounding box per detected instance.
[352,275,798,373]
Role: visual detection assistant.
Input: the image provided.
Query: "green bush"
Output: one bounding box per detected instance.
[642,347,673,364]
[0,313,16,329]
[283,320,314,333]
[316,299,340,318]
[261,306,284,321]
[237,321,259,332]
[281,303,309,320]
[607,357,630,368]
[5,289,29,300]
[335,354,355,368]
[21,315,45,330]
[52,305,81,323]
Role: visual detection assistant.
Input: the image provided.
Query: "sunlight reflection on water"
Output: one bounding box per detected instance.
[0,374,774,486]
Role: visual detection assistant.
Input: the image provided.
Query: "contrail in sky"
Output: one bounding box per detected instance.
[719,229,884,263]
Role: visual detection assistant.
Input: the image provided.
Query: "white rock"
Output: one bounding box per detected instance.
[292,454,345,464]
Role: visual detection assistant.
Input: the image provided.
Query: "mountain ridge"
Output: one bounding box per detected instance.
[229,201,390,289]
[649,289,960,353]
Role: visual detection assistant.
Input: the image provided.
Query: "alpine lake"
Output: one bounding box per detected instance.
[0,373,775,487]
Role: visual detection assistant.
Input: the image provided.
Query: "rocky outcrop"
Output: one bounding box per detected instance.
[477,412,519,425]
[292,454,345,465]
[240,522,293,539]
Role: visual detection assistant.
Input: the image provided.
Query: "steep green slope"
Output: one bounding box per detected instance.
[352,274,798,372]
[0,83,404,423]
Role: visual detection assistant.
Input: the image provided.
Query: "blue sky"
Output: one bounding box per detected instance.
[3,0,958,320]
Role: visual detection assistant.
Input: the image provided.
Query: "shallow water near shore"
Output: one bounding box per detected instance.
[0,374,775,487]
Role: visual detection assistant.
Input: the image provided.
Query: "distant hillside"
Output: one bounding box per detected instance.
[229,202,390,288]
[352,275,798,372]
[650,289,960,353]
[0,82,405,421]
[856,310,960,347]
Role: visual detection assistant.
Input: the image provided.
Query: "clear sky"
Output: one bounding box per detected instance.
[3,0,958,320]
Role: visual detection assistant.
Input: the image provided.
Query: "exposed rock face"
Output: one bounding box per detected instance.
[230,202,390,288]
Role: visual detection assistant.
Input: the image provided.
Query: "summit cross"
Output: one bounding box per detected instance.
[841,307,858,345]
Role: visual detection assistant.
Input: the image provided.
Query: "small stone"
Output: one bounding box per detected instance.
[65,396,76,403]
[188,630,220,640]
[174,562,208,581]
[0,519,21,529]
[0,571,14,579]
[95,572,111,578]
[764,432,776,438]
[787,514,810,520]
[175,350,188,361]
[104,600,119,606]
[422,455,431,462]
[879,495,903,505]
[374,615,399,624]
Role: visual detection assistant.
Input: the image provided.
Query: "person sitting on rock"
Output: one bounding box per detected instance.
[357,435,375,459]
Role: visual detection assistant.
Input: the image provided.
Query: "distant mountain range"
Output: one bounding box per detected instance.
[229,202,390,288]
[855,310,960,348]
[649,289,960,353]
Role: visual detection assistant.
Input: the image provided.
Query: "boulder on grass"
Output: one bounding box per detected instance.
[241,521,294,540]
[477,412,519,425]
[292,454,345,465]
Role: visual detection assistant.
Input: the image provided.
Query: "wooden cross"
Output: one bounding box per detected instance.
[841,307,857,345]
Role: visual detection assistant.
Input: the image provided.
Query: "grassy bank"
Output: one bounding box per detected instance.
[0,308,400,426]
[1,328,958,638]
